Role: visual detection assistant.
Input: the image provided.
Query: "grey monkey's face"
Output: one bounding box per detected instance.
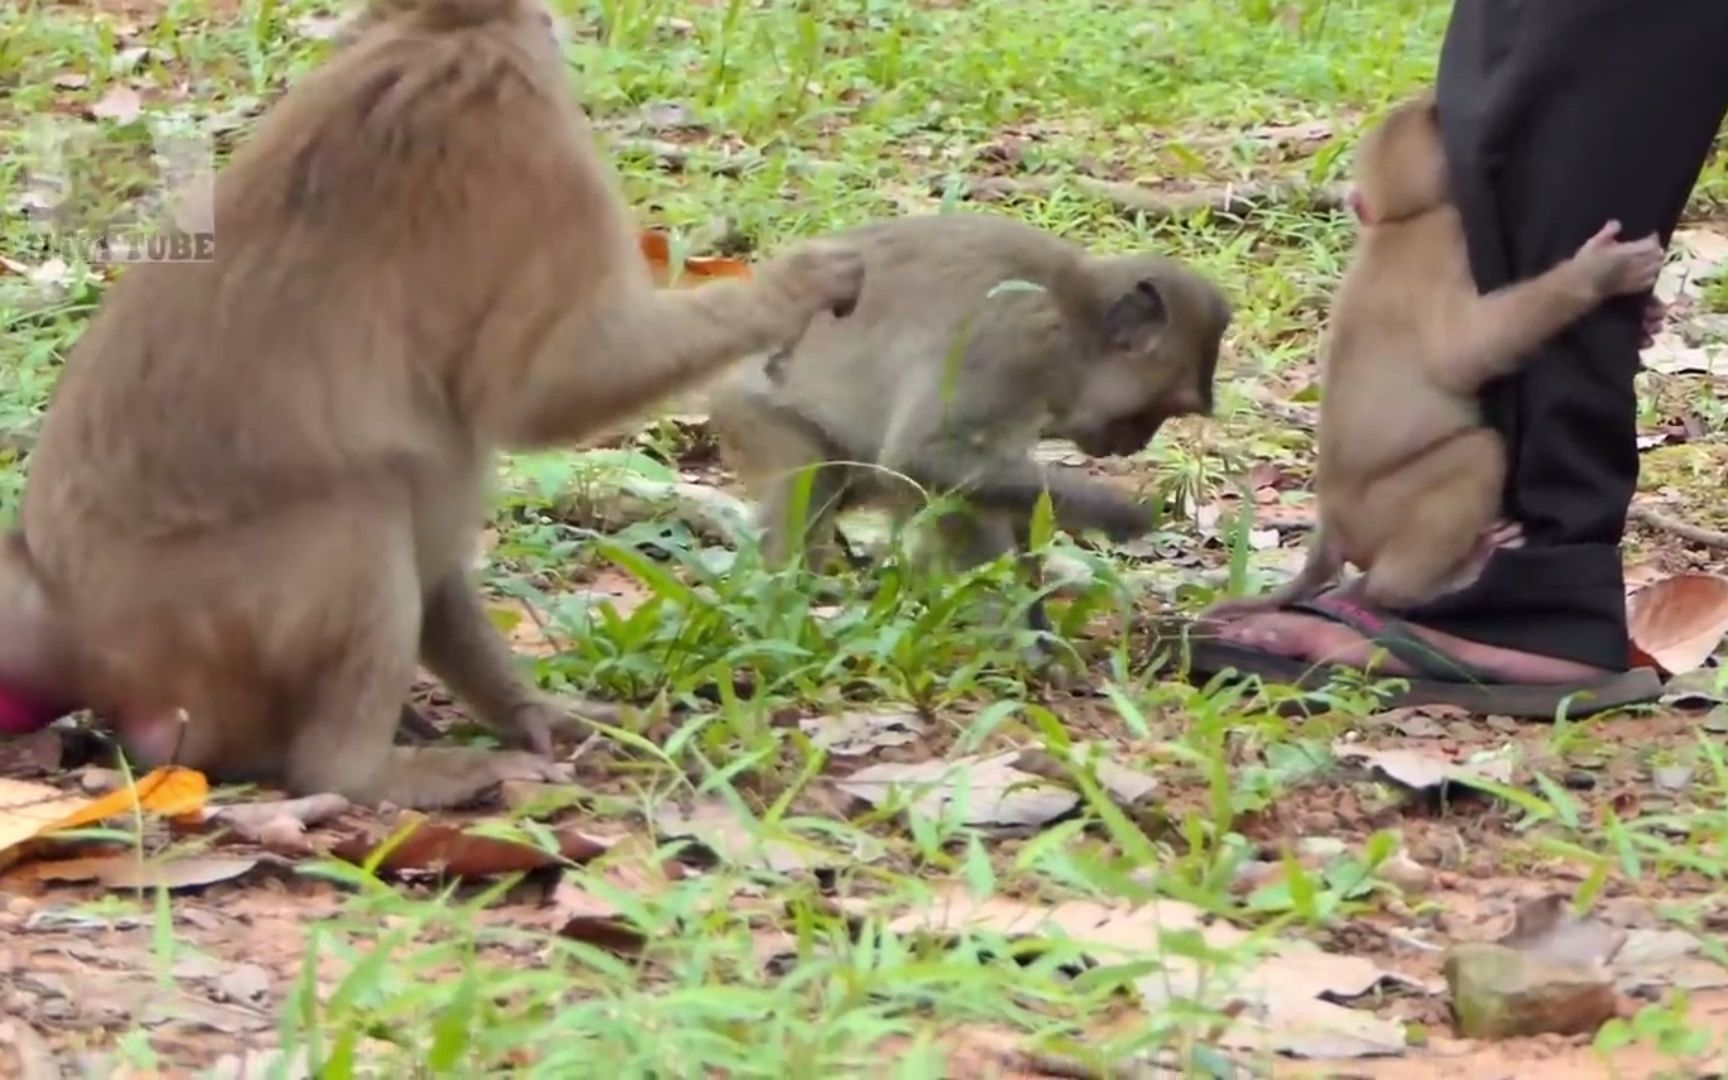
[1071,407,1168,458]
[1056,264,1227,459]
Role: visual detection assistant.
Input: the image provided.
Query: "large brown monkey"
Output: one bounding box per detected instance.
[707,212,1231,639]
[0,0,862,807]
[1206,91,1661,621]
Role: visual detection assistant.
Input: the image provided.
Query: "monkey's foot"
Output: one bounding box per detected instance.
[1178,592,1661,720]
[1422,520,1527,598]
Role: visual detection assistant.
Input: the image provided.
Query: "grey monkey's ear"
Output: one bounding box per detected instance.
[1102,278,1169,350]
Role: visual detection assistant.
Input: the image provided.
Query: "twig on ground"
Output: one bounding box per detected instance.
[1629,503,1728,550]
[956,175,1349,221]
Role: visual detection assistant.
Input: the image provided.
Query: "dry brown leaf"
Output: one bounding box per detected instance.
[1333,743,1515,793]
[331,815,611,876]
[861,888,1408,1061]
[652,799,859,873]
[88,85,143,123]
[837,752,1080,827]
[1224,992,1408,1060]
[0,778,92,857]
[1142,943,1417,1059]
[799,708,927,756]
[549,858,685,953]
[1642,335,1725,376]
[1653,225,1728,305]
[552,882,647,953]
[1612,928,1728,993]
[0,767,209,867]
[9,852,259,891]
[1626,573,1728,675]
[869,888,1236,960]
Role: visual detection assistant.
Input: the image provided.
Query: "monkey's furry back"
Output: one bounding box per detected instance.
[768,214,1097,451]
[25,0,612,544]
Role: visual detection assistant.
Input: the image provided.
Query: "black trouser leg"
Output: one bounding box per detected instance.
[1403,0,1728,671]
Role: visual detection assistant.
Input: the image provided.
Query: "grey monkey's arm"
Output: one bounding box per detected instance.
[902,453,1155,541]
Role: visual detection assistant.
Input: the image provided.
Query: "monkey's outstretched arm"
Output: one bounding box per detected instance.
[1431,271,1604,393]
[1432,228,1661,393]
[905,453,1155,541]
[505,245,862,448]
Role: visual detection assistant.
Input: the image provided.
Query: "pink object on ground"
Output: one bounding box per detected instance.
[0,686,61,735]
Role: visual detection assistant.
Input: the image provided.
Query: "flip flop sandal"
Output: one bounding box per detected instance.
[1174,592,1662,720]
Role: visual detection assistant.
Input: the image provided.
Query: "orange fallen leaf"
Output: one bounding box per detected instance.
[638,230,752,288]
[60,765,209,830]
[0,766,209,869]
[1627,573,1728,675]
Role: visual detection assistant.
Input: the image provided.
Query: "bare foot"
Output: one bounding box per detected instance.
[1213,607,1613,685]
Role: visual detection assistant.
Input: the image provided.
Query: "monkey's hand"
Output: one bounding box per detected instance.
[502,695,621,756]
[1027,471,1156,542]
[755,239,866,322]
[912,456,1157,543]
[1572,221,1664,299]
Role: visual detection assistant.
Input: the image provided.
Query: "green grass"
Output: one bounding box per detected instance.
[4,0,1728,1075]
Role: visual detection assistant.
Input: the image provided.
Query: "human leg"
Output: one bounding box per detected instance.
[1192,1,1728,706]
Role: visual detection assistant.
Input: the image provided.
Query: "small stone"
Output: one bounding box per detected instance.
[1231,860,1284,894]
[1380,850,1434,894]
[1443,942,1618,1040]
[1297,836,1348,861]
[1652,764,1694,792]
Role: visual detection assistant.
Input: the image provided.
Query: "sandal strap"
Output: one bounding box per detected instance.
[1284,593,1499,685]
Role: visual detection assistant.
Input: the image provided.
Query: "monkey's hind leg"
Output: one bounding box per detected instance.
[935,507,1077,682]
[284,541,565,809]
[759,463,855,573]
[1354,429,1506,612]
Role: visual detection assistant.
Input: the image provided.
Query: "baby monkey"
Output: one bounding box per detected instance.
[1207,90,1663,621]
[709,212,1233,640]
